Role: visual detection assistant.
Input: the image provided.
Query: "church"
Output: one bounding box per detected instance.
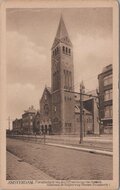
[39,16,99,135]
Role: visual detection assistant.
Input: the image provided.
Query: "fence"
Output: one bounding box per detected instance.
[7,134,80,145]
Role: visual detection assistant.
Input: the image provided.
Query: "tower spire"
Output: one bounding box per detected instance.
[52,15,72,49]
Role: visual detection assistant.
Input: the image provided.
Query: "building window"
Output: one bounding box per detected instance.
[55,48,57,55]
[44,94,47,100]
[65,123,72,127]
[63,46,65,53]
[66,47,68,54]
[104,89,112,101]
[104,75,112,86]
[54,106,57,112]
[54,48,59,55]
[44,104,49,115]
[69,48,71,55]
[65,123,72,133]
[57,47,59,53]
[62,46,71,56]
[104,105,112,118]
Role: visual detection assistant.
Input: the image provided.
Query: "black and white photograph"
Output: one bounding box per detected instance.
[0,0,119,189]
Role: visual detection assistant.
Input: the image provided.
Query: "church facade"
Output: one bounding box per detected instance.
[40,16,75,135]
[12,16,100,136]
[39,16,99,135]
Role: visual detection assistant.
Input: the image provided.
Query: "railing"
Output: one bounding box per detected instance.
[6,134,113,152]
[7,134,80,145]
[7,134,46,144]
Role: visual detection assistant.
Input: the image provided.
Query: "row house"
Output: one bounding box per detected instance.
[22,106,37,134]
[98,64,112,134]
[12,105,38,135]
[12,118,22,134]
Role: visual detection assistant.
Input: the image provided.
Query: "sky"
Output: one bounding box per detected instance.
[6,8,113,123]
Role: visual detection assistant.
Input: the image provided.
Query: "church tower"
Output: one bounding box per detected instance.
[51,16,75,134]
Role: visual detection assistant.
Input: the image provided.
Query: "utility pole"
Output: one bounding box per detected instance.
[79,81,84,144]
[96,88,101,135]
[64,87,99,143]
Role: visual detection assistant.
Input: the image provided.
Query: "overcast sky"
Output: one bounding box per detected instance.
[6,8,113,122]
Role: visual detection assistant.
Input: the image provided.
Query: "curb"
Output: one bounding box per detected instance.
[46,143,113,157]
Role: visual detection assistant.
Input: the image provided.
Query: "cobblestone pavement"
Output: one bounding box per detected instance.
[7,138,113,180]
[7,151,54,180]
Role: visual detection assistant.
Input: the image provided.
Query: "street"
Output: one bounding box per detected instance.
[7,138,113,180]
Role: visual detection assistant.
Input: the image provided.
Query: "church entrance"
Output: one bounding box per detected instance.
[49,125,52,135]
[45,125,47,134]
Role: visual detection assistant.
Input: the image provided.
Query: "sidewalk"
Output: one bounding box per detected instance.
[7,151,54,180]
[83,135,112,143]
[9,134,113,152]
[45,135,112,152]
[46,143,113,157]
[12,134,113,143]
[48,134,112,142]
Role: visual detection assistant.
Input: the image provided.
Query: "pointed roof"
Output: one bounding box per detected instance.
[52,15,72,49]
[40,86,51,103]
[56,15,69,39]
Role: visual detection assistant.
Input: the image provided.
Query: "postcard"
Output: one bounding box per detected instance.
[0,0,119,189]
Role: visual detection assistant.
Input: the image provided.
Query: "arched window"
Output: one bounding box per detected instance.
[68,71,70,89]
[55,72,57,89]
[66,70,69,89]
[66,47,68,54]
[55,48,57,55]
[44,93,47,100]
[63,46,65,53]
[64,70,66,89]
[56,71,59,89]
[69,49,71,55]
[70,72,72,90]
